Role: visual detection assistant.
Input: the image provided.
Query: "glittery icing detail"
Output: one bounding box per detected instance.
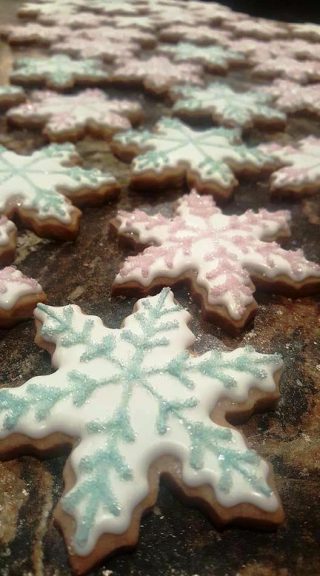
[112,56,203,95]
[8,90,142,139]
[0,289,283,555]
[0,143,117,225]
[173,83,286,128]
[114,190,320,321]
[0,266,43,310]
[113,117,272,194]
[11,54,109,90]
[253,56,320,84]
[264,79,320,115]
[160,42,246,72]
[260,137,320,195]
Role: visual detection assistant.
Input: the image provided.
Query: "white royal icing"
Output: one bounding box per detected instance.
[0,266,43,310]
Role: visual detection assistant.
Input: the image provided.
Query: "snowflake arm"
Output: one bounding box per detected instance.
[0,289,283,566]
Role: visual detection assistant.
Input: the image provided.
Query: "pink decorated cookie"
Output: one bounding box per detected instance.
[253,56,320,84]
[112,190,320,331]
[8,89,143,141]
[159,24,231,46]
[0,217,17,265]
[111,56,203,96]
[263,79,320,115]
[0,288,284,572]
[81,26,156,48]
[51,36,139,62]
[0,23,69,45]
[224,17,288,40]
[260,137,320,197]
[0,266,46,327]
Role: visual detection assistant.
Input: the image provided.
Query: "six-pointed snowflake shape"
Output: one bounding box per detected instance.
[51,35,139,61]
[172,83,286,129]
[112,118,273,198]
[8,89,143,141]
[0,143,119,239]
[112,56,203,95]
[0,23,69,45]
[264,79,320,116]
[113,191,320,328]
[253,56,320,84]
[260,137,320,197]
[159,42,246,72]
[10,54,109,90]
[0,289,284,571]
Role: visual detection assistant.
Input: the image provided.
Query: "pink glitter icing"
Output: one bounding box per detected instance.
[0,267,40,294]
[115,190,320,321]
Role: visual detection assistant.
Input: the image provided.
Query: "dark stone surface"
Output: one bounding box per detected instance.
[0,2,319,575]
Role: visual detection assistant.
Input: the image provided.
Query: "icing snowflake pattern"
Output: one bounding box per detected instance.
[114,191,320,323]
[0,289,283,559]
[172,83,286,128]
[112,56,203,95]
[260,137,320,196]
[8,90,142,140]
[11,54,109,90]
[112,118,272,197]
[0,143,117,226]
[160,42,246,72]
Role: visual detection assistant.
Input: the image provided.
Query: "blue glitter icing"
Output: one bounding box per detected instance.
[0,289,282,552]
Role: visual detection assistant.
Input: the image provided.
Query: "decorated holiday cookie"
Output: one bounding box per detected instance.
[84,0,141,15]
[112,191,320,330]
[260,137,320,197]
[10,54,110,91]
[51,35,139,62]
[8,89,143,142]
[111,118,273,199]
[0,85,25,109]
[0,266,46,327]
[18,0,79,21]
[0,288,284,572]
[159,42,246,73]
[0,143,119,240]
[81,25,156,48]
[224,17,288,40]
[111,56,203,96]
[109,14,156,32]
[172,83,286,129]
[253,56,320,84]
[0,23,69,45]
[263,79,320,116]
[159,24,231,45]
[0,217,17,265]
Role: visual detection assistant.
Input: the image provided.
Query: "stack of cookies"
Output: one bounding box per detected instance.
[0,0,319,574]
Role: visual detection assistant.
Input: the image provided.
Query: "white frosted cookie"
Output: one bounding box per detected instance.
[172,83,286,129]
[0,143,119,239]
[10,54,110,90]
[8,89,143,141]
[111,118,274,199]
[112,191,320,330]
[159,42,246,72]
[0,288,284,572]
[260,137,320,197]
[0,266,46,326]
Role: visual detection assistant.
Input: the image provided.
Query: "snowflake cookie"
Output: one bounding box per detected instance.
[0,85,25,108]
[0,23,69,45]
[172,83,286,129]
[224,17,288,40]
[0,217,17,265]
[159,42,246,72]
[0,143,119,240]
[8,90,143,141]
[112,191,320,330]
[111,118,273,199]
[18,0,79,21]
[253,56,320,84]
[0,288,284,571]
[111,56,203,96]
[260,137,320,197]
[264,79,320,116]
[289,22,320,42]
[10,54,109,91]
[0,266,46,327]
[51,35,140,61]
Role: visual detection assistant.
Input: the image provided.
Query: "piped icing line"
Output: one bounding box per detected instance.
[112,117,274,196]
[172,83,286,128]
[8,90,142,139]
[0,143,118,226]
[113,190,320,321]
[0,289,283,558]
[260,137,320,195]
[0,266,43,310]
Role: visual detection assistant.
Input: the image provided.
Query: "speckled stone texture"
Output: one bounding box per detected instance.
[0,1,319,575]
